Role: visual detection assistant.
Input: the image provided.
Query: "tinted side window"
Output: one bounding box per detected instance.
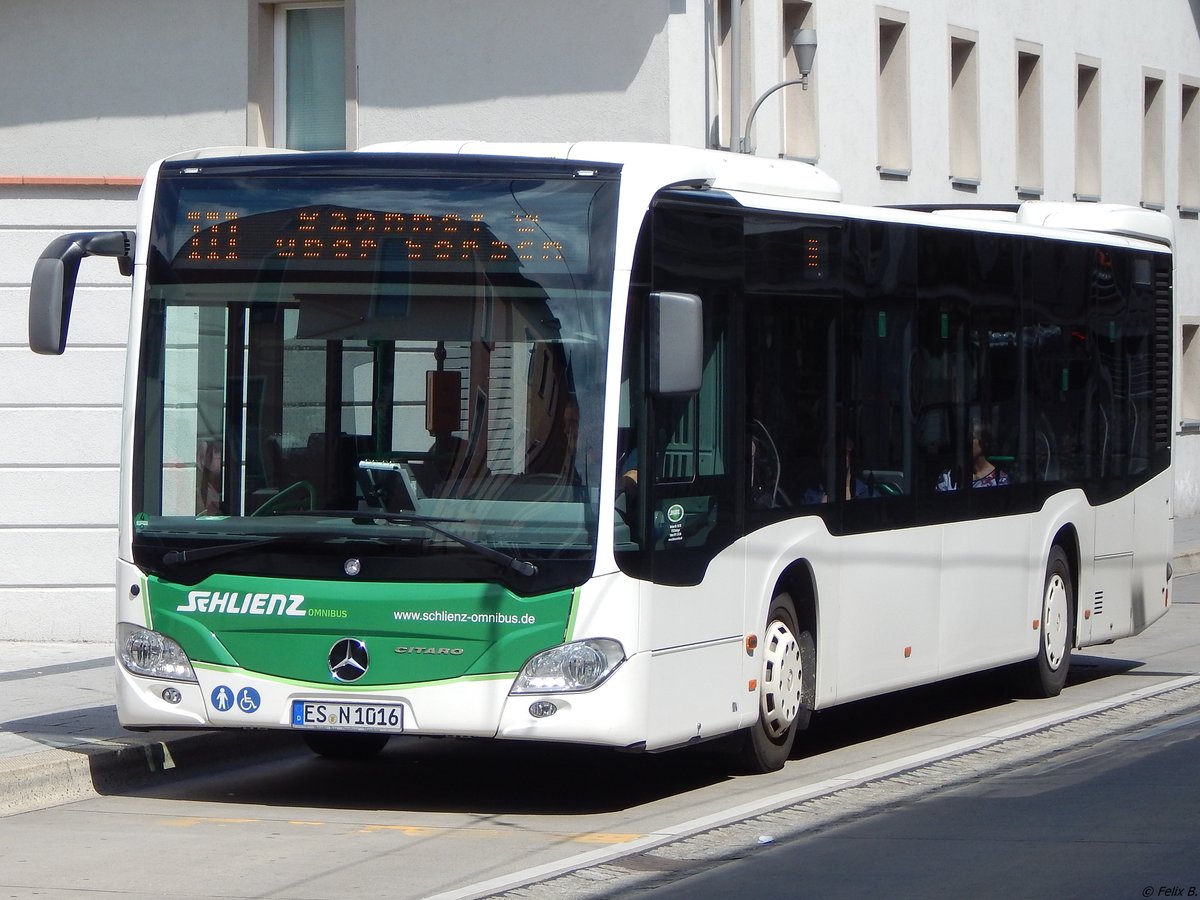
[743,216,842,529]
[841,220,918,533]
[1024,239,1094,494]
[915,228,972,524]
[967,232,1025,518]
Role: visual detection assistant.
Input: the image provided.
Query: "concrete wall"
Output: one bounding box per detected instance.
[0,188,137,640]
[354,1,675,146]
[0,0,248,177]
[1,0,1198,640]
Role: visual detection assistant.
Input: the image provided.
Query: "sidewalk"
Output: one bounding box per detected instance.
[3,519,1200,817]
[1174,513,1200,576]
[0,642,295,816]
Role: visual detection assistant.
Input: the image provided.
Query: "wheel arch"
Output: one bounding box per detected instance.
[774,559,817,638]
[1050,523,1081,647]
[772,558,818,709]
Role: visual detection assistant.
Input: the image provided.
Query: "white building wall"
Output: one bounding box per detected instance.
[1,0,1199,640]
[0,0,249,175]
[355,1,675,146]
[0,190,137,640]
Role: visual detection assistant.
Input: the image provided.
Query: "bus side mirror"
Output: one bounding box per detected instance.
[29,230,133,355]
[649,291,703,396]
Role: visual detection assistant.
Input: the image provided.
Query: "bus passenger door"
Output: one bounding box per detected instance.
[640,292,745,749]
[617,200,747,749]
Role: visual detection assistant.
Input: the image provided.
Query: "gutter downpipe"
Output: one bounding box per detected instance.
[729,0,741,152]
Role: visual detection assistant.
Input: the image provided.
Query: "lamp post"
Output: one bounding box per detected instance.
[737,28,817,154]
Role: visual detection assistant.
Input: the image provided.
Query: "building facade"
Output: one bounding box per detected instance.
[2,0,1199,640]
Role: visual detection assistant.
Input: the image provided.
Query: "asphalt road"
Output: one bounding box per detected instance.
[1,578,1198,899]
[641,704,1200,900]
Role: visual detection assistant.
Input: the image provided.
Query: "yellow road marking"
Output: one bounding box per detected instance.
[165,817,260,827]
[162,817,643,844]
[359,824,443,836]
[571,833,642,844]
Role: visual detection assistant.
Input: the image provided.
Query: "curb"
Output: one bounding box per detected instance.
[1174,547,1200,578]
[0,730,299,818]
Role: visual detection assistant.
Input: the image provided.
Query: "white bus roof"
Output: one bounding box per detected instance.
[926,202,1173,247]
[1014,201,1173,246]
[165,141,1173,249]
[360,140,845,203]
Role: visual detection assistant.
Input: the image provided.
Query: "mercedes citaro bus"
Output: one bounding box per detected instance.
[28,142,1174,772]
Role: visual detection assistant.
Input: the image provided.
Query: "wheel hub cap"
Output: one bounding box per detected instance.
[1044,574,1068,671]
[760,618,803,738]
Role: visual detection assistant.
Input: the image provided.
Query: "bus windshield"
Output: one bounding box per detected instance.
[133,157,619,590]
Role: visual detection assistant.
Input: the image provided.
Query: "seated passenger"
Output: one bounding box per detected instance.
[970,424,1010,487]
[936,424,1009,490]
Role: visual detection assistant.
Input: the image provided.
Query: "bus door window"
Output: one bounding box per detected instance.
[742,215,842,523]
[614,297,735,582]
[841,220,917,533]
[648,300,735,559]
[845,296,915,507]
[915,228,972,523]
[614,201,739,585]
[966,231,1022,516]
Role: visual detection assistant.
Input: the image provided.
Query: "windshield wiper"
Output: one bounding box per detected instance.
[299,509,539,577]
[161,536,284,567]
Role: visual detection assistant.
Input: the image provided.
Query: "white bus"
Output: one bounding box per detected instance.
[29,143,1174,772]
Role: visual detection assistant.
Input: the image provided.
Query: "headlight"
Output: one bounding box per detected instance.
[118,623,197,682]
[511,639,625,694]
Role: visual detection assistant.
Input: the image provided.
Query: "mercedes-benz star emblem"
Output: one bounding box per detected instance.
[344,558,362,576]
[328,638,370,682]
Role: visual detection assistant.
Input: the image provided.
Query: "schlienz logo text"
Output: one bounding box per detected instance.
[177,591,306,617]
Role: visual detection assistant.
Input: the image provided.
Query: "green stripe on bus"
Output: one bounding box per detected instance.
[146,575,574,687]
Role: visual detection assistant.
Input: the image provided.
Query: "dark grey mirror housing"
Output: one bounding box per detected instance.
[29,231,133,355]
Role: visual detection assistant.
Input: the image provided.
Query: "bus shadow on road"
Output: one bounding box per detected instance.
[123,732,740,815]
[793,653,1144,759]
[111,655,1147,816]
[1066,653,1146,685]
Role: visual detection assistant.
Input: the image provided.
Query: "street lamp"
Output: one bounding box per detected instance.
[737,28,817,154]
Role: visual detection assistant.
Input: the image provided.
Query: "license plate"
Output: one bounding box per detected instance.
[291,700,405,732]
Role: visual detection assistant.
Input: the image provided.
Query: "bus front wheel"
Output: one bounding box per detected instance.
[1021,546,1074,698]
[737,592,813,774]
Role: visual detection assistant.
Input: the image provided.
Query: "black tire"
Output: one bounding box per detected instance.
[1020,546,1074,698]
[301,731,390,760]
[736,592,814,774]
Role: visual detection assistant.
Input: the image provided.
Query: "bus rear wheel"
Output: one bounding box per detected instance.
[1021,546,1074,698]
[301,731,390,760]
[737,592,813,774]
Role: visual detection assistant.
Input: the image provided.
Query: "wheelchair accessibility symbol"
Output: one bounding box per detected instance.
[236,687,261,713]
